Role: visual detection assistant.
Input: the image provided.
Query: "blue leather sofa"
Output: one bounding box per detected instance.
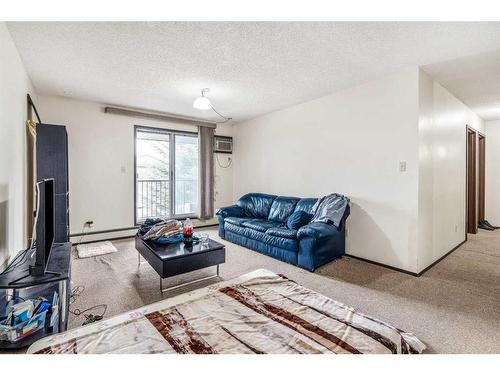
[216,193,350,271]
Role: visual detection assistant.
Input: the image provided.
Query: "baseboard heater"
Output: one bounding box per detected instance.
[70,226,138,238]
[70,223,219,245]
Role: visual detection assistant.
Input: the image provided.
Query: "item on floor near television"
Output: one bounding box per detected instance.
[135,232,225,293]
[67,285,108,327]
[217,193,350,271]
[82,313,103,325]
[183,217,193,246]
[27,269,425,354]
[0,242,71,349]
[478,219,499,230]
[75,240,118,259]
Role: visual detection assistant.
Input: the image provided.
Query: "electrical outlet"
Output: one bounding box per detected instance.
[455,224,458,233]
[345,228,349,238]
[85,220,94,228]
[399,161,407,172]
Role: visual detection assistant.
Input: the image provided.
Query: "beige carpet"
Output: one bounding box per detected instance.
[67,227,500,354]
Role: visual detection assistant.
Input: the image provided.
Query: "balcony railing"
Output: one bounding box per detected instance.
[136,179,197,222]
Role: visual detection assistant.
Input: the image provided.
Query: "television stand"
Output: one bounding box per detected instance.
[0,242,71,350]
[8,269,61,286]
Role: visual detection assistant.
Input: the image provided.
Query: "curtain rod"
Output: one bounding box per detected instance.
[104,106,217,129]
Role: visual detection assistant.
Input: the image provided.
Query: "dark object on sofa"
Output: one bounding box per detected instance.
[216,193,350,271]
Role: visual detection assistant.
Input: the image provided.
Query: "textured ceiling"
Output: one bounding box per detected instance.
[7,22,500,122]
[423,49,500,121]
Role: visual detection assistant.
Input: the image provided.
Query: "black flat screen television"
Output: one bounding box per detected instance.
[30,179,55,276]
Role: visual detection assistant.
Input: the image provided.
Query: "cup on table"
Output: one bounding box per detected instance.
[199,233,209,247]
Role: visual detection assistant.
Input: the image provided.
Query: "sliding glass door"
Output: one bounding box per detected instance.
[134,126,198,224]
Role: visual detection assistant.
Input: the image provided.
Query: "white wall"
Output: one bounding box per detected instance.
[233,66,484,273]
[417,69,484,271]
[0,23,37,267]
[485,120,500,225]
[37,96,233,242]
[234,67,421,272]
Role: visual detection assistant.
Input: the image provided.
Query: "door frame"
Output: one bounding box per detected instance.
[478,132,486,223]
[466,126,478,236]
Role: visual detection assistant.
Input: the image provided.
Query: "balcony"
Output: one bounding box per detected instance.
[136,179,198,222]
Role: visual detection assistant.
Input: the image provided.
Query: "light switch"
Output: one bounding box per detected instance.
[399,161,407,172]
[120,166,126,173]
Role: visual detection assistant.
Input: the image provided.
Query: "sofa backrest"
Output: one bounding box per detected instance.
[236,193,277,218]
[268,196,300,222]
[235,193,324,222]
[294,198,318,215]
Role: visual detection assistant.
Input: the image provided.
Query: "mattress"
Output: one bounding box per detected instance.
[28,269,425,354]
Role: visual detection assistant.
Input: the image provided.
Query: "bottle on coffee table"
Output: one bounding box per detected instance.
[183,217,193,246]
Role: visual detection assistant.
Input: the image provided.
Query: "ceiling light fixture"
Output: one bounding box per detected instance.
[193,88,212,110]
[193,88,232,123]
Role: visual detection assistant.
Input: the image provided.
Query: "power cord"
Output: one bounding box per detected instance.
[69,285,108,326]
[77,223,88,245]
[215,153,232,168]
[211,106,232,124]
[69,285,85,304]
[70,305,108,325]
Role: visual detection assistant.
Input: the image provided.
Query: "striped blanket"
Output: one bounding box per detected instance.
[28,269,425,354]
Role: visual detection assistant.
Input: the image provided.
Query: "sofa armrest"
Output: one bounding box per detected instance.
[216,205,247,240]
[297,222,338,240]
[216,205,247,218]
[297,222,345,271]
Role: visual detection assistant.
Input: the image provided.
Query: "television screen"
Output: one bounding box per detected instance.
[33,179,55,274]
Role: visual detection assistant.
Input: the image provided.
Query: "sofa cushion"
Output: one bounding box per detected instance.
[266,227,298,239]
[225,222,298,252]
[225,231,299,265]
[294,198,318,215]
[242,219,281,232]
[287,210,313,230]
[224,217,248,227]
[236,193,277,218]
[268,196,300,222]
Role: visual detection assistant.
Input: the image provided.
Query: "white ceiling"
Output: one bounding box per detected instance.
[423,49,500,121]
[7,22,500,122]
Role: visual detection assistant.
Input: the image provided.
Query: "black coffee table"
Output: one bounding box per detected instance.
[135,234,225,293]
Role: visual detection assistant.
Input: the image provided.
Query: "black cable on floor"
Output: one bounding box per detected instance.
[69,284,108,326]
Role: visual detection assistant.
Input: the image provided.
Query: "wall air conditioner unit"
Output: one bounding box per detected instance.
[214,136,233,154]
